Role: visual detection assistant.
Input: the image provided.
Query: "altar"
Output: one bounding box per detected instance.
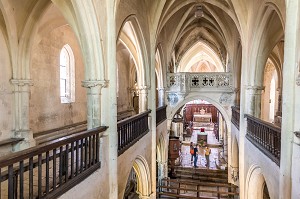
[193,109,212,123]
[194,129,208,143]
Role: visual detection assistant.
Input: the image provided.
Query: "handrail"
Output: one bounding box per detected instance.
[245,114,281,166]
[117,110,151,127]
[118,110,151,156]
[0,126,107,167]
[156,105,167,126]
[231,106,240,129]
[0,126,108,199]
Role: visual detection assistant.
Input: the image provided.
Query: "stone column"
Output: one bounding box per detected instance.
[245,85,264,118]
[127,87,135,111]
[82,80,107,129]
[157,160,168,182]
[138,86,149,112]
[234,88,240,107]
[157,87,165,107]
[11,79,35,150]
[276,87,282,116]
[280,1,300,198]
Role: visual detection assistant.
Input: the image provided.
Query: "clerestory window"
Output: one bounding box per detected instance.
[60,44,75,103]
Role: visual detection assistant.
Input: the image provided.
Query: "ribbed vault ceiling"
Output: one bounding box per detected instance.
[157,0,241,72]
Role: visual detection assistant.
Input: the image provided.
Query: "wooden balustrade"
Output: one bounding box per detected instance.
[118,110,151,156]
[245,114,281,166]
[0,126,107,199]
[231,106,240,129]
[156,105,167,126]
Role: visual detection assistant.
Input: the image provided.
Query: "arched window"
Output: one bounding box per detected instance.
[60,44,75,103]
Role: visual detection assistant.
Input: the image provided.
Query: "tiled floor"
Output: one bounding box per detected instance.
[179,126,221,169]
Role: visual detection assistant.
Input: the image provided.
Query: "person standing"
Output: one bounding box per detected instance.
[190,142,194,163]
[193,144,199,168]
[205,146,211,168]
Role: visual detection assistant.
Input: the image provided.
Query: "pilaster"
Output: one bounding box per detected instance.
[11,79,35,150]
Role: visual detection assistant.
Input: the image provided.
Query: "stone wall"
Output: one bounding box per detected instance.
[29,25,86,133]
[0,31,14,154]
[117,47,131,113]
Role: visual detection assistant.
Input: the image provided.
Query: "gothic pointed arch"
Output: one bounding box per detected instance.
[117,15,149,88]
[132,155,152,198]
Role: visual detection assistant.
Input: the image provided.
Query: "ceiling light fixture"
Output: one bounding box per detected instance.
[195,6,204,18]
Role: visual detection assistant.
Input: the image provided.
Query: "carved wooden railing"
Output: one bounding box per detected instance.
[231,106,240,129]
[156,105,167,126]
[118,110,151,156]
[245,114,281,166]
[0,126,107,199]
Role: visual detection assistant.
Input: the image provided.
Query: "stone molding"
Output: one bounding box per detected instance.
[157,87,165,92]
[11,79,34,86]
[81,80,109,88]
[11,79,33,93]
[246,85,265,95]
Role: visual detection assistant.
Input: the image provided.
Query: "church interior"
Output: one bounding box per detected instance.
[0,0,299,198]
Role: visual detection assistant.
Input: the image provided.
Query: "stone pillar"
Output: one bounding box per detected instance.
[157,87,165,107]
[276,87,282,116]
[127,87,135,111]
[11,79,35,150]
[157,161,168,181]
[82,80,107,129]
[280,1,300,198]
[138,86,149,112]
[234,88,240,106]
[245,85,264,118]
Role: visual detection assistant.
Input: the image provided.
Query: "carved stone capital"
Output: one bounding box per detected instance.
[294,131,300,138]
[81,80,109,89]
[137,86,150,95]
[234,88,240,93]
[137,85,150,91]
[246,85,264,95]
[11,79,33,87]
[296,75,300,86]
[157,87,165,92]
[11,79,33,93]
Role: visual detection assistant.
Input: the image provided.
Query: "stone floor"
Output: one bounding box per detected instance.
[179,126,222,169]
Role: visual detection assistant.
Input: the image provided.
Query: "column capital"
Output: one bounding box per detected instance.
[127,87,136,92]
[296,75,300,86]
[137,85,150,91]
[157,87,165,92]
[234,88,240,93]
[10,79,33,87]
[81,80,109,88]
[246,85,264,95]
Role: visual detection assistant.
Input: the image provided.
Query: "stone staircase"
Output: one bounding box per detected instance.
[157,167,239,198]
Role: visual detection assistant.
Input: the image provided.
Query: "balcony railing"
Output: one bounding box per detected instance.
[0,126,107,199]
[117,110,151,156]
[166,72,234,92]
[245,114,281,166]
[156,105,167,126]
[231,106,240,129]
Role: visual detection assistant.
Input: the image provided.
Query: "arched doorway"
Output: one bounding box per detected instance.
[167,97,230,170]
[123,155,152,199]
[246,165,270,199]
